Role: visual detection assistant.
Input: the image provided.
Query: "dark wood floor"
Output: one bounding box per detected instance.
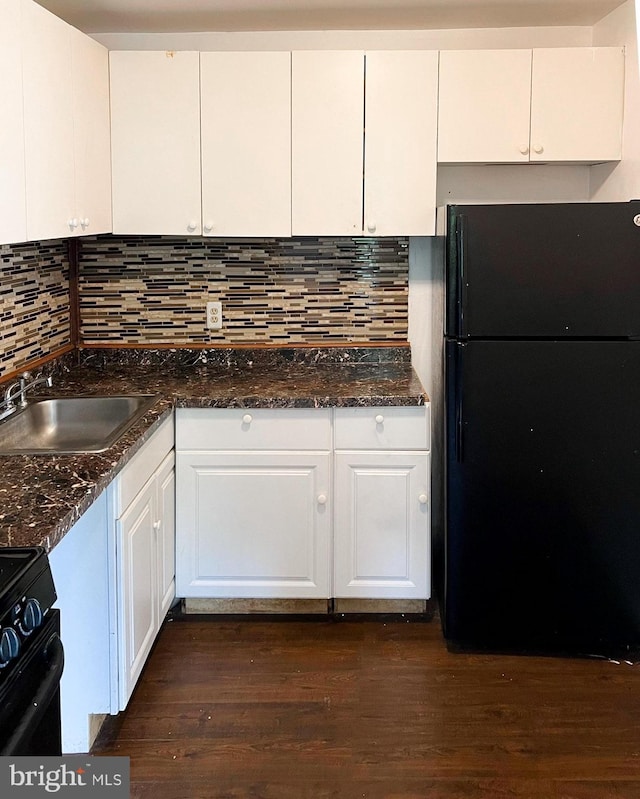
[93,614,640,798]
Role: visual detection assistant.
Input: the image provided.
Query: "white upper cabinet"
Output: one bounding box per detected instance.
[437,49,534,164]
[201,51,291,237]
[364,50,439,236]
[438,47,624,165]
[292,50,438,236]
[22,0,75,241]
[530,47,624,163]
[71,27,112,236]
[110,51,202,235]
[0,0,27,245]
[292,50,365,236]
[21,0,112,241]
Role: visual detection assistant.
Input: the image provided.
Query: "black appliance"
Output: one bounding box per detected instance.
[444,200,640,656]
[0,546,63,754]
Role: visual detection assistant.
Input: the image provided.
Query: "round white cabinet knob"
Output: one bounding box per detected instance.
[317,494,327,505]
[68,218,79,230]
[419,494,428,505]
[153,520,161,531]
[187,220,197,232]
[81,217,90,228]
[242,414,253,425]
[367,221,377,234]
[375,414,384,425]
[533,144,544,155]
[633,214,640,227]
[519,145,529,155]
[204,222,213,234]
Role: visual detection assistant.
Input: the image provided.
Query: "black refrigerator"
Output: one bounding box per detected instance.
[444,200,640,657]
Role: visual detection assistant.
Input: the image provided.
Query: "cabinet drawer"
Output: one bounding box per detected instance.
[334,406,430,450]
[176,408,332,451]
[116,413,175,513]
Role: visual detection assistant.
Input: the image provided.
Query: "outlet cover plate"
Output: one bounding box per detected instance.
[206,301,222,330]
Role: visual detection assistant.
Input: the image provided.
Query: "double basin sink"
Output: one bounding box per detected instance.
[0,395,158,455]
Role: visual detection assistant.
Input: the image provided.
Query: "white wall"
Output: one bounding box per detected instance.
[93,26,592,51]
[437,164,592,206]
[590,0,640,199]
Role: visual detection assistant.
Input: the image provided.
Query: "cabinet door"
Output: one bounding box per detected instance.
[437,50,532,164]
[22,0,76,241]
[117,479,157,710]
[334,452,430,599]
[176,452,331,598]
[530,47,624,163]
[71,28,112,236]
[0,0,26,245]
[156,452,176,619]
[292,51,364,235]
[110,50,202,235]
[364,51,438,236]
[201,51,291,237]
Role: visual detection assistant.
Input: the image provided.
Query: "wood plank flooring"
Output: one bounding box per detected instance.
[92,615,640,798]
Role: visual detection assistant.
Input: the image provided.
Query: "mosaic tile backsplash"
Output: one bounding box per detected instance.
[0,240,71,379]
[78,236,409,346]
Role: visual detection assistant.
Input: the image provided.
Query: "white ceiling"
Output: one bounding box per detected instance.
[35,0,628,34]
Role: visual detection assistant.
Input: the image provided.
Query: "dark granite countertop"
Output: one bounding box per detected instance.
[0,347,428,552]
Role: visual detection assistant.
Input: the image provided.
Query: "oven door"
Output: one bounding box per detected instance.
[0,609,64,756]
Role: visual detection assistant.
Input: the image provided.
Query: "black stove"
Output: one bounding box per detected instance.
[0,547,57,683]
[0,546,62,755]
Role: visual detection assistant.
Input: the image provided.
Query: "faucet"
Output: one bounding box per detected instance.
[17,371,53,407]
[1,371,53,419]
[2,381,22,417]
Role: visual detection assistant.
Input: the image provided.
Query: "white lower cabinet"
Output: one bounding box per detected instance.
[49,413,175,747]
[176,408,332,598]
[175,406,431,602]
[176,451,331,597]
[333,406,431,599]
[111,415,175,711]
[334,452,430,599]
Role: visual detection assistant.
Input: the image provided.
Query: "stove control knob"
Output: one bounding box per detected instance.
[0,627,20,667]
[21,598,43,634]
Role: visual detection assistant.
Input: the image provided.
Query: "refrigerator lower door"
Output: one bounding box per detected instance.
[445,339,640,655]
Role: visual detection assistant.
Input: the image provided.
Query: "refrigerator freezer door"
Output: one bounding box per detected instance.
[445,201,640,339]
[444,339,640,654]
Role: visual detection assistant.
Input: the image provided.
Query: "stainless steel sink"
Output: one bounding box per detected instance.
[0,395,158,454]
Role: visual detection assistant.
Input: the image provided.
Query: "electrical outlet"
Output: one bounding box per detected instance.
[206,301,222,330]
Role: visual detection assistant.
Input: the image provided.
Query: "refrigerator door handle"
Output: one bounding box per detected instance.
[455,344,465,463]
[456,214,468,338]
